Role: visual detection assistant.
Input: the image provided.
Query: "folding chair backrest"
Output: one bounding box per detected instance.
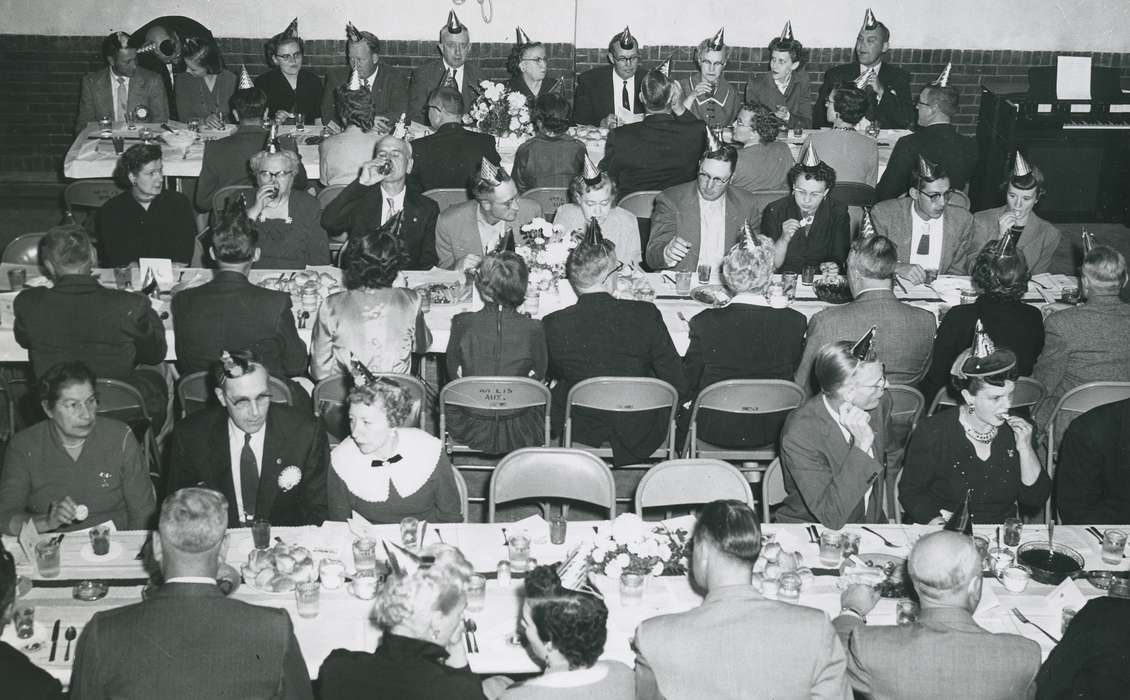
[451,465,469,523]
[440,376,551,451]
[2,233,45,266]
[64,179,122,222]
[421,188,470,212]
[886,384,925,458]
[634,459,754,514]
[565,377,678,458]
[313,373,425,441]
[177,371,294,419]
[488,447,616,522]
[210,185,256,220]
[761,458,786,524]
[317,184,348,209]
[690,379,804,417]
[1046,381,1130,520]
[828,181,877,208]
[522,187,567,220]
[928,376,1046,416]
[748,190,789,214]
[617,190,659,219]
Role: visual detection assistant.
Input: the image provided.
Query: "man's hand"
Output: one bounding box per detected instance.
[997,210,1019,237]
[839,403,875,454]
[663,236,692,267]
[273,110,295,124]
[841,583,881,617]
[457,254,483,274]
[894,263,926,286]
[358,160,389,187]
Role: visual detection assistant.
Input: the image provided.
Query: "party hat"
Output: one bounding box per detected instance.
[1082,227,1096,255]
[238,64,254,90]
[780,21,794,41]
[349,356,379,387]
[738,220,759,249]
[445,9,465,34]
[916,154,938,180]
[862,7,880,30]
[115,31,130,50]
[859,208,877,239]
[345,22,363,44]
[953,320,1017,378]
[515,26,532,47]
[347,68,362,91]
[617,26,636,50]
[265,122,281,154]
[280,17,299,40]
[375,210,404,241]
[581,217,605,246]
[478,158,506,186]
[392,112,408,139]
[851,326,877,361]
[653,57,672,77]
[140,266,159,296]
[707,27,725,51]
[219,350,249,378]
[932,62,952,88]
[854,68,876,89]
[546,77,564,96]
[1012,150,1031,178]
[800,142,821,167]
[704,124,722,152]
[582,154,601,185]
[996,231,1018,259]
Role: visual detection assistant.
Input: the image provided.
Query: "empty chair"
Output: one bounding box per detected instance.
[563,377,679,464]
[634,459,754,516]
[885,384,926,524]
[95,377,159,481]
[451,465,470,523]
[616,190,660,219]
[209,185,256,224]
[439,376,551,455]
[176,370,294,419]
[63,179,122,225]
[421,188,470,212]
[828,181,877,209]
[684,379,805,462]
[313,373,425,443]
[488,447,616,522]
[1,232,45,266]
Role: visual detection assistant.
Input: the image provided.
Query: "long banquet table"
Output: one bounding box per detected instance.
[4,520,1124,686]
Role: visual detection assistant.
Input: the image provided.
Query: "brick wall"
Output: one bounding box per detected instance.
[1,33,1126,179]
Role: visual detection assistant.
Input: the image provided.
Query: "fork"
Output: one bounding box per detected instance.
[807,525,819,544]
[861,526,900,549]
[1011,608,1060,644]
[464,618,480,653]
[1086,526,1104,543]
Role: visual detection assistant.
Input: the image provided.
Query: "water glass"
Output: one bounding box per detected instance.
[8,268,26,290]
[496,561,512,587]
[840,532,861,558]
[251,519,271,549]
[13,605,35,639]
[1102,529,1127,565]
[295,581,320,618]
[98,115,112,135]
[89,525,111,556]
[319,559,345,590]
[696,264,712,285]
[187,118,200,132]
[352,537,377,573]
[507,534,531,573]
[125,109,137,130]
[295,113,306,132]
[549,516,567,545]
[400,517,420,550]
[818,530,843,566]
[988,546,1014,574]
[35,539,61,578]
[466,574,486,612]
[350,572,378,600]
[801,265,818,285]
[1003,518,1023,547]
[924,269,939,285]
[675,271,693,295]
[896,599,919,626]
[777,572,801,601]
[111,136,126,154]
[113,267,132,289]
[619,572,646,606]
[781,272,798,300]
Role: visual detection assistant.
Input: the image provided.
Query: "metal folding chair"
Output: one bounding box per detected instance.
[885,384,926,524]
[617,190,660,219]
[312,373,425,444]
[927,376,1046,417]
[761,458,787,524]
[1,233,45,266]
[563,377,679,462]
[522,187,568,220]
[176,371,294,419]
[439,376,551,455]
[634,458,754,518]
[684,379,805,463]
[63,179,122,225]
[488,447,616,521]
[421,188,470,212]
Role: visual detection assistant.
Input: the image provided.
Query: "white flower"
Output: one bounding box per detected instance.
[612,513,646,544]
[614,553,631,568]
[534,236,545,244]
[509,117,520,131]
[605,561,623,579]
[651,561,665,576]
[277,466,302,492]
[507,92,527,109]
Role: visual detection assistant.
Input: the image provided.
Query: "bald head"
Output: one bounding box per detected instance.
[908,531,983,609]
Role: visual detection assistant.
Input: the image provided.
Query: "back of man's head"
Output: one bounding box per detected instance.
[922,85,959,120]
[40,224,95,276]
[564,238,617,290]
[212,199,259,265]
[230,88,268,122]
[158,488,228,574]
[640,71,673,113]
[428,86,464,119]
[848,235,897,282]
[908,531,982,610]
[693,500,762,565]
[1083,245,1127,294]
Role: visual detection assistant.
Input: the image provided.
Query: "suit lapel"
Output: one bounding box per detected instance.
[98,69,114,118]
[940,209,961,271]
[209,413,241,525]
[723,190,746,250]
[256,411,283,520]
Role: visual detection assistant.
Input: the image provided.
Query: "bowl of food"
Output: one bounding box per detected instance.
[1016,542,1084,585]
[813,275,853,304]
[160,129,197,151]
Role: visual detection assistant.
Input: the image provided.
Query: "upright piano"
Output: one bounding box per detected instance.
[971,68,1130,223]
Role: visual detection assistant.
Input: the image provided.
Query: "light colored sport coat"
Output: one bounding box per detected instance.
[645,181,763,272]
[870,196,973,274]
[434,198,542,270]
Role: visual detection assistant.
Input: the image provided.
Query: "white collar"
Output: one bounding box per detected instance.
[911,204,941,226]
[698,193,726,210]
[854,284,892,295]
[860,61,883,75]
[526,663,611,688]
[330,429,441,503]
[443,62,463,75]
[228,418,265,440]
[165,577,219,585]
[366,66,379,84]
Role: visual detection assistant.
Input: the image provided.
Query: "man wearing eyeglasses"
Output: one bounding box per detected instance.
[166,349,328,528]
[434,160,540,271]
[406,12,487,126]
[573,28,648,127]
[646,143,762,279]
[870,158,973,285]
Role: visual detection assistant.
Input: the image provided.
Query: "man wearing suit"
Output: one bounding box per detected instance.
[408,87,500,194]
[599,66,707,196]
[320,25,408,132]
[194,88,307,213]
[834,531,1040,700]
[321,135,439,269]
[794,236,936,394]
[165,353,328,528]
[435,163,540,271]
[813,15,913,129]
[646,144,761,275]
[876,83,978,201]
[870,159,973,284]
[69,487,313,699]
[129,16,212,120]
[543,232,685,466]
[1035,596,1130,699]
[635,500,850,700]
[1032,245,1130,438]
[406,13,487,126]
[1055,398,1130,524]
[572,28,648,127]
[75,32,169,133]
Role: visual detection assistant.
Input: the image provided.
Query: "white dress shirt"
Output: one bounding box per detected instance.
[442,62,464,92]
[822,396,874,512]
[909,207,943,271]
[111,74,131,122]
[697,194,727,281]
[227,419,266,521]
[476,208,507,253]
[380,186,406,225]
[613,74,636,120]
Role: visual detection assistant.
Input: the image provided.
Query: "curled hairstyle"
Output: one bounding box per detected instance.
[40,224,95,273]
[475,252,528,309]
[831,84,869,125]
[348,379,415,428]
[507,42,545,79]
[249,148,300,179]
[524,566,610,670]
[1002,165,1047,199]
[565,237,617,289]
[341,231,407,290]
[787,160,837,191]
[813,341,876,395]
[212,198,259,264]
[768,37,804,64]
[182,35,223,74]
[336,86,376,131]
[569,171,617,204]
[740,104,783,144]
[695,38,730,64]
[970,241,1029,301]
[373,544,473,629]
[1083,245,1127,289]
[230,88,268,120]
[112,143,162,190]
[701,143,739,172]
[951,349,1019,396]
[38,361,96,409]
[693,500,762,564]
[721,236,775,295]
[533,93,572,135]
[848,235,897,280]
[640,71,674,112]
[265,33,304,65]
[159,488,228,554]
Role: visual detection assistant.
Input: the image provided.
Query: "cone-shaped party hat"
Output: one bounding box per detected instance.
[800,142,821,167]
[392,113,408,139]
[515,26,532,47]
[932,62,952,88]
[862,8,880,30]
[1012,150,1031,178]
[780,21,794,41]
[265,122,281,154]
[280,17,299,40]
[851,326,877,361]
[582,155,601,185]
[238,64,254,90]
[345,22,362,44]
[478,158,506,186]
[347,68,362,91]
[581,217,604,246]
[445,10,465,34]
[653,58,671,77]
[859,208,877,239]
[617,26,636,50]
[917,154,938,180]
[704,125,722,152]
[953,320,1017,378]
[1082,227,1096,255]
[707,27,725,51]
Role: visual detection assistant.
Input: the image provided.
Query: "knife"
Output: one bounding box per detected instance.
[48,619,61,661]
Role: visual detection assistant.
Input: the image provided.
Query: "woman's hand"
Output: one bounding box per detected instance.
[782,219,801,240]
[839,403,875,454]
[774,106,791,123]
[246,184,279,219]
[1006,416,1036,453]
[997,210,1019,237]
[443,619,469,668]
[1007,416,1044,486]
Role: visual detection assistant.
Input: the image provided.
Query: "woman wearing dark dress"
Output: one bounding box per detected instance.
[327,379,461,524]
[254,22,321,124]
[506,35,558,105]
[244,147,329,268]
[446,253,548,454]
[318,545,485,700]
[761,156,851,274]
[683,233,806,448]
[900,335,1051,524]
[96,144,196,266]
[512,94,587,192]
[919,241,1045,404]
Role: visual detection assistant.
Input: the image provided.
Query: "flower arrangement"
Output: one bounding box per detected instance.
[464,80,533,138]
[516,217,577,292]
[586,513,691,578]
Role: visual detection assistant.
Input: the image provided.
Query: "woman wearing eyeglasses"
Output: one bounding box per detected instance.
[254,20,322,124]
[760,156,851,274]
[678,32,741,129]
[507,38,557,105]
[244,148,329,268]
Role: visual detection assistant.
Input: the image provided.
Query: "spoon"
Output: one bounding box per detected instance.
[63,626,76,661]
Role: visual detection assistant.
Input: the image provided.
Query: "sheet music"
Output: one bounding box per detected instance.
[1056,56,1092,100]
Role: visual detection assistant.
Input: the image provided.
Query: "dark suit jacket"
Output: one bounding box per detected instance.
[646,182,763,271]
[815,61,914,129]
[835,607,1040,700]
[0,642,62,700]
[408,123,501,193]
[129,16,213,119]
[254,68,323,123]
[75,66,169,132]
[572,65,647,126]
[761,195,852,274]
[320,181,439,269]
[171,270,308,377]
[14,275,166,380]
[876,123,979,201]
[1036,597,1130,700]
[166,406,329,527]
[318,634,485,700]
[320,64,410,128]
[870,197,973,274]
[543,292,686,465]
[194,125,308,212]
[600,111,707,196]
[69,582,313,700]
[1055,398,1130,524]
[406,60,487,125]
[777,392,891,528]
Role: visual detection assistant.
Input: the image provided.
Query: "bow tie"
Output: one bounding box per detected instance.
[370,454,403,467]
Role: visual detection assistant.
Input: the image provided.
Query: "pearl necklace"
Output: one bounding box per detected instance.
[960,406,998,444]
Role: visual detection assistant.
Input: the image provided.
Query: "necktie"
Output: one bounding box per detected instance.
[445,69,458,90]
[116,76,128,122]
[916,225,931,256]
[385,197,398,222]
[361,77,370,91]
[240,433,258,521]
[621,80,630,111]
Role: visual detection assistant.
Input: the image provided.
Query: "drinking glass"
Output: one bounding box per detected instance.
[89,525,111,556]
[801,265,818,285]
[777,572,801,601]
[549,516,567,545]
[125,109,137,130]
[400,517,420,550]
[818,530,843,566]
[840,532,861,558]
[1003,518,1023,547]
[987,546,1014,574]
[35,540,61,578]
[98,116,112,135]
[675,271,693,295]
[924,269,939,285]
[112,136,126,154]
[187,118,201,133]
[781,272,798,300]
[295,113,306,132]
[295,581,320,618]
[319,559,345,590]
[113,267,132,290]
[896,599,919,625]
[1102,529,1127,565]
[8,268,26,290]
[619,572,645,606]
[350,572,378,600]
[696,264,712,285]
[13,605,35,639]
[352,537,377,572]
[251,519,271,549]
[507,533,531,573]
[466,574,486,612]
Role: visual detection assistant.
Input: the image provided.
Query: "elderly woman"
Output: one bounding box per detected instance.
[326,380,461,524]
[174,35,235,127]
[730,104,795,192]
[507,36,555,104]
[318,545,483,699]
[776,334,892,527]
[553,170,641,267]
[512,94,586,192]
[0,362,156,535]
[682,234,807,448]
[761,156,850,274]
[679,32,740,128]
[244,147,329,268]
[319,83,381,186]
[445,253,547,454]
[311,230,429,380]
[500,566,633,699]
[919,241,1045,404]
[744,31,811,130]
[969,161,1062,275]
[254,20,322,124]
[805,85,878,186]
[901,337,1051,524]
[96,143,196,266]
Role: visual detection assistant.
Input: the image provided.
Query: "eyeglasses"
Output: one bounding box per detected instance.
[914,100,933,108]
[697,172,731,187]
[917,189,956,204]
[522,56,547,65]
[274,51,302,62]
[858,376,890,391]
[613,55,640,64]
[792,188,827,201]
[602,260,625,283]
[258,170,295,179]
[230,393,273,410]
[57,396,99,414]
